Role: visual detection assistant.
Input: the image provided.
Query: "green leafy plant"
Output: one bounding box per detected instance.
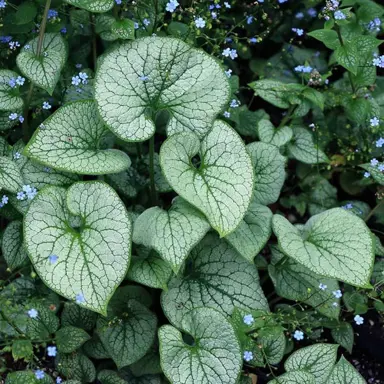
[0,0,383,383]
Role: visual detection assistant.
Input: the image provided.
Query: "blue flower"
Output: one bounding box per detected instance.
[225,69,232,78]
[342,203,353,210]
[47,9,58,19]
[0,0,6,9]
[79,72,88,84]
[76,293,85,304]
[56,378,63,384]
[166,0,179,12]
[139,75,149,81]
[9,113,18,121]
[295,65,313,73]
[28,308,38,318]
[72,76,81,86]
[295,12,304,19]
[292,28,304,36]
[372,55,384,68]
[243,351,253,361]
[333,289,342,299]
[378,164,384,171]
[195,17,206,28]
[115,0,122,4]
[243,314,254,325]
[230,99,240,108]
[376,137,384,148]
[49,254,59,264]
[1,195,8,205]
[43,101,52,110]
[293,330,304,340]
[370,116,380,126]
[16,76,25,86]
[354,315,364,325]
[319,283,327,290]
[224,2,231,8]
[143,18,150,27]
[371,158,379,166]
[35,370,45,380]
[16,191,26,200]
[8,78,16,88]
[47,346,57,357]
[247,15,253,25]
[60,27,67,34]
[334,10,346,20]
[363,172,370,178]
[18,115,24,123]
[307,8,317,17]
[134,22,139,29]
[223,111,231,118]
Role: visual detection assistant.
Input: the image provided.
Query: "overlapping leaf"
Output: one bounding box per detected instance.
[24,100,131,175]
[17,34,67,95]
[160,120,254,236]
[97,299,157,368]
[273,208,374,287]
[95,36,230,141]
[24,181,132,314]
[161,233,269,328]
[132,198,210,272]
[159,307,242,384]
[226,198,272,262]
[247,141,286,205]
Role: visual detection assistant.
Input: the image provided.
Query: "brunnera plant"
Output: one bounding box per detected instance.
[0,0,383,383]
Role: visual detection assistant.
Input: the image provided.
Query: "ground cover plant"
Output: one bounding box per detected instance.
[0,0,383,383]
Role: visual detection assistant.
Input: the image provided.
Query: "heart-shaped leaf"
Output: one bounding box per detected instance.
[288,127,328,164]
[24,181,132,314]
[95,36,230,141]
[160,120,254,237]
[225,197,272,262]
[0,70,24,111]
[24,100,131,175]
[257,119,293,147]
[331,323,354,354]
[328,356,366,384]
[56,326,91,353]
[161,233,269,328]
[57,352,96,383]
[247,141,286,205]
[159,307,242,384]
[17,33,67,95]
[133,198,210,272]
[97,299,157,368]
[272,208,374,287]
[284,344,338,384]
[0,156,23,193]
[127,248,173,290]
[64,0,114,12]
[268,245,340,319]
